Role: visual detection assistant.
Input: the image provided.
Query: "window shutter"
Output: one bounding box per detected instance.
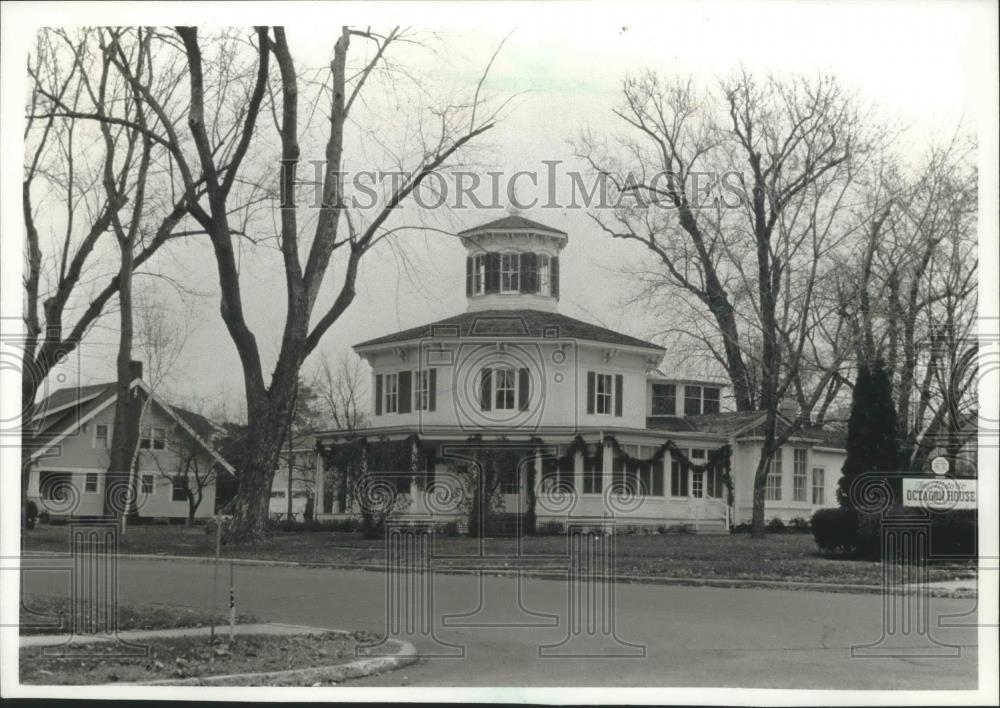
[466,257,473,296]
[485,252,501,293]
[550,256,560,299]
[520,252,538,293]
[614,374,623,417]
[586,371,595,414]
[518,367,530,411]
[375,374,383,416]
[398,370,412,414]
[480,367,492,411]
[428,368,437,412]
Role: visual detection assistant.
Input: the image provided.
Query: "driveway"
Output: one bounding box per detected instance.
[20,557,978,688]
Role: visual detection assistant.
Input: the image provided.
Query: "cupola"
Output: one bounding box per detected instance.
[459,214,568,313]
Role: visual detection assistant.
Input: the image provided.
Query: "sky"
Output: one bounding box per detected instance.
[1,0,997,422]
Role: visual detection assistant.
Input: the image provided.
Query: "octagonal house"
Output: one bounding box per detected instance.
[311,215,847,534]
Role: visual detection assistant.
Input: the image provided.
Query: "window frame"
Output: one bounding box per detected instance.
[473,254,485,294]
[537,254,550,295]
[139,426,168,451]
[94,423,110,449]
[651,383,676,416]
[690,448,707,498]
[171,477,187,502]
[793,448,808,502]
[140,474,155,495]
[383,372,399,414]
[414,370,430,411]
[764,450,783,501]
[494,366,517,410]
[811,467,826,505]
[83,472,99,494]
[500,252,520,293]
[683,385,721,416]
[594,373,614,415]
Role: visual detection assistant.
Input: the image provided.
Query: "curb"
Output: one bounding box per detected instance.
[22,550,977,598]
[129,641,418,686]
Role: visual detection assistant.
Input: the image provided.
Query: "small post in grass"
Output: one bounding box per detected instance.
[228,560,236,643]
[211,515,222,644]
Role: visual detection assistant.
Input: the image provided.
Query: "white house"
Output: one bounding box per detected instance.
[25,363,234,522]
[314,215,847,531]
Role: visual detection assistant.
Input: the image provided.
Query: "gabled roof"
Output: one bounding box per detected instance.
[458,215,567,236]
[27,380,235,473]
[355,309,665,351]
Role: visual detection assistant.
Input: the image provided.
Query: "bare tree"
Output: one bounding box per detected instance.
[22,28,192,524]
[145,423,221,523]
[58,25,507,540]
[839,136,978,472]
[312,351,369,432]
[579,70,878,535]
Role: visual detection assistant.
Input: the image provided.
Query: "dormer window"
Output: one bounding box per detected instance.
[683,385,721,415]
[500,253,520,293]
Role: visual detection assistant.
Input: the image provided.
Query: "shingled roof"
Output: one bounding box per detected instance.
[458,215,567,236]
[355,309,665,351]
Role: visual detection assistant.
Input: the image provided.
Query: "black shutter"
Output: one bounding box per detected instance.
[614,374,623,417]
[485,252,501,293]
[428,368,437,412]
[586,371,595,414]
[518,367,530,411]
[466,257,473,296]
[520,252,538,293]
[480,367,492,411]
[375,374,383,416]
[550,256,559,299]
[398,370,412,414]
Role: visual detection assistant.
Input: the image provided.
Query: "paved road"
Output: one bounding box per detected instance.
[21,557,978,688]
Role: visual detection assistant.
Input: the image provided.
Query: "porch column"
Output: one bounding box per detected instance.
[313,450,325,516]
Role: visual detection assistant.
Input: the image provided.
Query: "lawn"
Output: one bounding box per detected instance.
[20,630,379,685]
[22,524,975,587]
[19,593,257,636]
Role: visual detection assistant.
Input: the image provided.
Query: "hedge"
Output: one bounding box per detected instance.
[811,506,976,561]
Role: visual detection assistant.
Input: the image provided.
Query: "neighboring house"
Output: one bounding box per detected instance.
[268,434,320,519]
[25,363,234,521]
[314,215,848,531]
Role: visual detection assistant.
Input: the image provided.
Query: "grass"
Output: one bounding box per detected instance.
[19,594,257,636]
[20,630,377,685]
[23,523,975,587]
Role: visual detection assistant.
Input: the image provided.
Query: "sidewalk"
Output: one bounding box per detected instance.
[20,622,335,648]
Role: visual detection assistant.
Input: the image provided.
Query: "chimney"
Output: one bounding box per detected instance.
[128,360,143,382]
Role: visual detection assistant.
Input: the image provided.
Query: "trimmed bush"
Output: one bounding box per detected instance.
[440,520,461,537]
[812,506,977,561]
[766,517,786,533]
[811,507,859,555]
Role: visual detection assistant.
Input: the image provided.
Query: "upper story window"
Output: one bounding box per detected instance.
[465,252,559,298]
[538,255,550,296]
[479,366,529,412]
[595,374,613,414]
[139,426,167,450]
[500,253,520,293]
[94,423,110,449]
[494,367,517,410]
[473,255,485,294]
[415,370,431,411]
[683,385,721,415]
[383,372,399,414]
[651,383,676,415]
[587,371,623,417]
